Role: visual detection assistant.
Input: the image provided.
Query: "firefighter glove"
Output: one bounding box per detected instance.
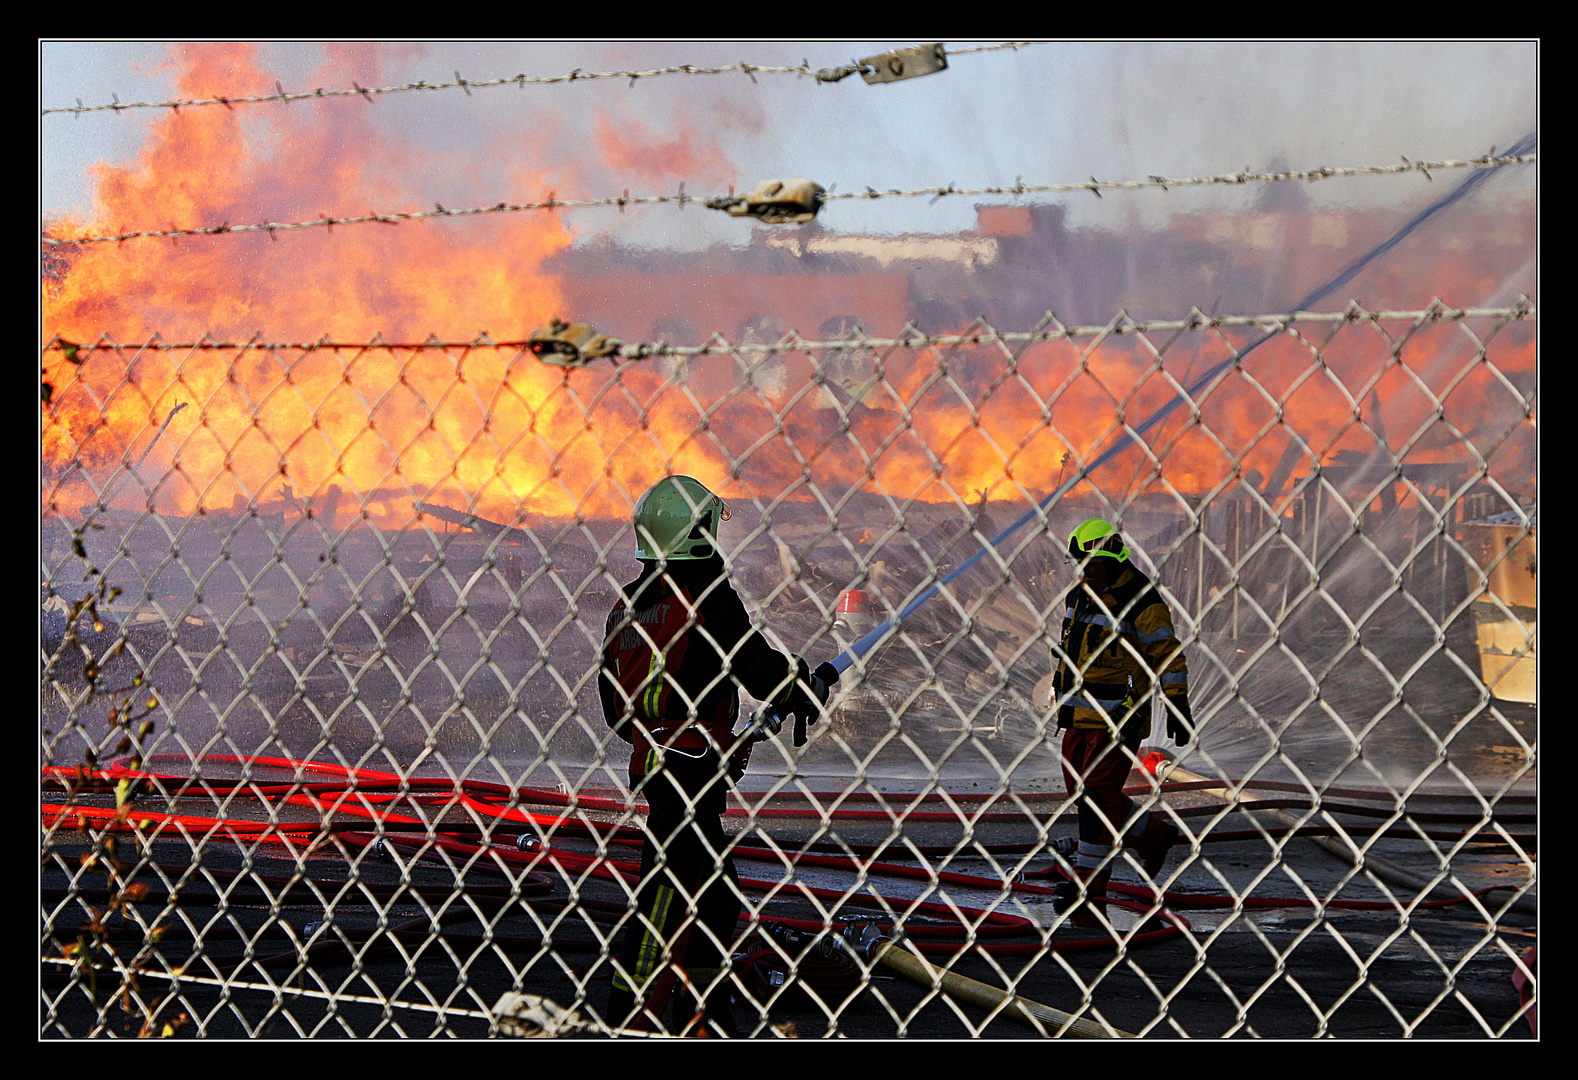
[728,735,753,782]
[810,661,839,704]
[1166,696,1194,745]
[788,659,839,747]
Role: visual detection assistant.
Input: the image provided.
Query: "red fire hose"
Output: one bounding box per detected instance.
[44,754,1528,964]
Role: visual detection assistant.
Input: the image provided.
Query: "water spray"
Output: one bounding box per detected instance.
[828,132,1536,676]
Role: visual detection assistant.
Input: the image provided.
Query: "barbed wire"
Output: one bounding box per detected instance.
[39,301,1536,362]
[823,153,1537,202]
[39,152,1536,248]
[42,41,1038,117]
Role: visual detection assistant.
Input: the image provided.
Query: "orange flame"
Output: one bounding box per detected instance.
[44,44,571,525]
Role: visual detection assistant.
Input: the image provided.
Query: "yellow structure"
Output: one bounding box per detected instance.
[1461,516,1537,703]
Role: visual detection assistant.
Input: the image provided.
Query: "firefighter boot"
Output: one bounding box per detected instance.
[605,983,641,1033]
[1052,866,1112,931]
[673,971,738,1037]
[1129,814,1180,882]
[704,983,741,1038]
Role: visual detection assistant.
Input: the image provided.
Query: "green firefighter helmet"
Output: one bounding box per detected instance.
[633,476,731,560]
[1068,517,1130,563]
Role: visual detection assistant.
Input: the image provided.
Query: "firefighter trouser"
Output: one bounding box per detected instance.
[1059,726,1154,871]
[607,750,741,1031]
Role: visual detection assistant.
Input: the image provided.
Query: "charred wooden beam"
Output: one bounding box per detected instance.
[413,501,531,545]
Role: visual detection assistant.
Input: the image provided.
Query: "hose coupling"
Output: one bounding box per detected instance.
[842,922,896,962]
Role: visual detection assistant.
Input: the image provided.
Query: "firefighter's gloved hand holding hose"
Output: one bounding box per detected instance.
[732,660,835,779]
[749,659,840,747]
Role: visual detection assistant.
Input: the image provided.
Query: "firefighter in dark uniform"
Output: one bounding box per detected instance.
[1051,518,1193,928]
[599,475,835,1035]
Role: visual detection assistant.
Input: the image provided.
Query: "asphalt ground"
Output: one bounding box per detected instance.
[41,783,1536,1040]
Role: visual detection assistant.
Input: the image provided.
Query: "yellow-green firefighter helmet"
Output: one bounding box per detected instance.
[1068,517,1130,563]
[633,476,731,560]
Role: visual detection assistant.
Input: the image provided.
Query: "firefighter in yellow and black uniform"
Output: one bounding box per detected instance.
[1051,517,1194,927]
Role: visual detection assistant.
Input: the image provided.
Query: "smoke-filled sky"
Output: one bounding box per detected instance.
[42,40,1537,249]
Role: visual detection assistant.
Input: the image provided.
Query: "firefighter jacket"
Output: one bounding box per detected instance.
[598,556,807,779]
[1052,563,1189,737]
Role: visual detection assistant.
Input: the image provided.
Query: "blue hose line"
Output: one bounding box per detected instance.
[829,133,1535,675]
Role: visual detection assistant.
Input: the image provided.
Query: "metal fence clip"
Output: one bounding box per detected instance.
[859,44,948,85]
[716,178,825,224]
[526,319,622,367]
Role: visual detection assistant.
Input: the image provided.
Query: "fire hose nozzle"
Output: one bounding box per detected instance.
[1139,746,1177,780]
[761,920,840,960]
[515,833,542,853]
[747,705,785,743]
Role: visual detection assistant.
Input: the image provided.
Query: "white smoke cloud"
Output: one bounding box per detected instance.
[43,40,1537,247]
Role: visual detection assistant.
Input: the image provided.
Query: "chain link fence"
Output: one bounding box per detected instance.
[41,306,1536,1038]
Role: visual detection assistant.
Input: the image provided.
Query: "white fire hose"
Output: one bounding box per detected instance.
[848,926,1134,1038]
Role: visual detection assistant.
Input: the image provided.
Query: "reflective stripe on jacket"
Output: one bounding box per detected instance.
[598,557,801,778]
[1053,564,1189,732]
